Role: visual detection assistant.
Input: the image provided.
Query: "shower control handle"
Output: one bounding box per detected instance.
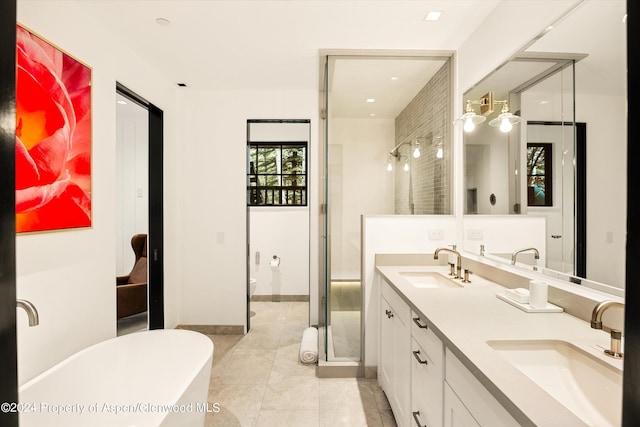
[385,309,394,319]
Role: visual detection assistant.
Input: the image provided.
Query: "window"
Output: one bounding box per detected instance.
[248,142,307,206]
[526,142,553,206]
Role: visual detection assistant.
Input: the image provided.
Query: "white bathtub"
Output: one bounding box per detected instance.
[19,329,214,426]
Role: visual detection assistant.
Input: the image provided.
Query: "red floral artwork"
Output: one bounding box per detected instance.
[15,25,92,233]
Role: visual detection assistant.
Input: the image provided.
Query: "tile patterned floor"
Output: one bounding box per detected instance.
[204,302,396,427]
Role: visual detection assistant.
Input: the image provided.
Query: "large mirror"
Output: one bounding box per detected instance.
[462,0,626,290]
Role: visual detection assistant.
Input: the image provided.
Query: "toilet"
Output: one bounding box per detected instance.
[250,278,257,297]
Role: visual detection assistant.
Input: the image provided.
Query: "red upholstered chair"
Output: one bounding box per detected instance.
[116,234,148,319]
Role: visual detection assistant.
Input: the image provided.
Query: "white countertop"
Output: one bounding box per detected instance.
[376,265,623,427]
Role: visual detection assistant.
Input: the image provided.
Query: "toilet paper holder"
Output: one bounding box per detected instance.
[270,255,281,267]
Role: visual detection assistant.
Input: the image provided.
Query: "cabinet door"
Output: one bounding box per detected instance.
[393,311,411,426]
[379,296,394,393]
[444,383,480,427]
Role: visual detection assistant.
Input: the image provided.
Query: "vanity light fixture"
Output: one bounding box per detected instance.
[386,157,394,172]
[458,97,489,133]
[456,92,521,133]
[488,100,522,133]
[403,159,410,172]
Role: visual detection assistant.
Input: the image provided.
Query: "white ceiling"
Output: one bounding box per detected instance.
[328,56,447,119]
[67,0,500,93]
[51,1,625,121]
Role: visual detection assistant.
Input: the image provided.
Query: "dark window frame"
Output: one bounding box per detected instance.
[247,141,308,206]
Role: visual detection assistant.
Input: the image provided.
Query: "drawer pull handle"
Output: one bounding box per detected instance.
[412,410,426,427]
[413,317,428,329]
[413,350,428,365]
[385,309,394,319]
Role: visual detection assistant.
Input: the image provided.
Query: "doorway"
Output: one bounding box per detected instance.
[115,90,149,335]
[246,119,311,332]
[116,83,165,332]
[526,121,586,277]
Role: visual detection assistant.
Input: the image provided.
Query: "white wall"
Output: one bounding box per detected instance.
[362,215,457,368]
[578,93,626,287]
[330,118,395,279]
[115,106,149,276]
[249,207,309,296]
[176,89,319,326]
[464,126,510,214]
[17,1,180,383]
[461,215,547,263]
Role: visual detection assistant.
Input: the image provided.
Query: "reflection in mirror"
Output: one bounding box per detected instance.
[462,0,626,290]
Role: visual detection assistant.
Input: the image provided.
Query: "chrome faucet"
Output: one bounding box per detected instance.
[434,247,462,279]
[16,299,39,327]
[590,300,624,359]
[511,247,540,265]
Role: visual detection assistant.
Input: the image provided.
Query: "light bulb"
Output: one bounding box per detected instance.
[463,117,475,133]
[387,162,393,172]
[499,117,513,133]
[413,147,421,158]
[436,147,443,159]
[403,162,409,172]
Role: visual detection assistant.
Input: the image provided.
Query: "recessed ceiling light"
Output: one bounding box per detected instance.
[424,10,442,22]
[370,113,376,117]
[391,76,399,81]
[117,100,127,105]
[366,98,376,103]
[540,100,549,105]
[155,18,171,26]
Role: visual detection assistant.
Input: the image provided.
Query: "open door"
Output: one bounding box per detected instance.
[116,83,164,331]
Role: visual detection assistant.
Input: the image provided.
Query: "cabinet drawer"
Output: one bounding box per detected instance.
[445,348,519,427]
[382,279,410,326]
[411,310,443,367]
[411,338,443,427]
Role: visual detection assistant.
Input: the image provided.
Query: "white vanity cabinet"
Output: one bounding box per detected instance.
[444,348,519,427]
[380,281,412,427]
[411,311,444,427]
[444,382,480,427]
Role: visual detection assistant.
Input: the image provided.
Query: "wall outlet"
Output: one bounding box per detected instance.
[428,229,444,240]
[467,228,484,240]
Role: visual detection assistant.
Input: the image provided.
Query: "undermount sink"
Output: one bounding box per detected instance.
[398,271,462,289]
[487,339,622,427]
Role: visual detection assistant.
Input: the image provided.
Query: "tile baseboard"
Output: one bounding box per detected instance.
[251,295,310,302]
[176,324,244,335]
